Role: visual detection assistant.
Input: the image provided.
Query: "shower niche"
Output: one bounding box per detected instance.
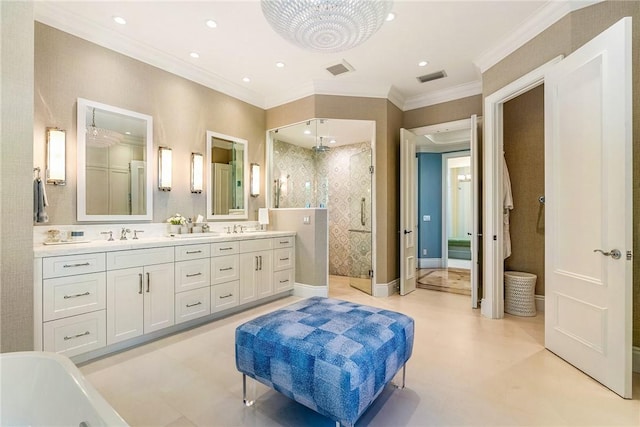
[267,118,375,294]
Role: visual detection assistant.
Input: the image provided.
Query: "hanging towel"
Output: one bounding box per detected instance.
[503,157,513,259]
[34,178,49,223]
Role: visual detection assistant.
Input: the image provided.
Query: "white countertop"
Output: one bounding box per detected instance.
[34,231,296,258]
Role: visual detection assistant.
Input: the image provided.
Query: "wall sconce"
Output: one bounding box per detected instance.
[250,163,260,197]
[191,152,204,193]
[46,127,66,185]
[158,146,172,191]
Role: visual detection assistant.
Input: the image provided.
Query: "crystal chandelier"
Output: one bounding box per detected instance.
[261,0,393,53]
[86,108,123,147]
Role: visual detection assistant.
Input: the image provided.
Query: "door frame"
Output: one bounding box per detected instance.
[482,55,563,319]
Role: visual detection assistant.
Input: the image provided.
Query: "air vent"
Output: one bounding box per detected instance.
[326,60,355,76]
[417,70,447,83]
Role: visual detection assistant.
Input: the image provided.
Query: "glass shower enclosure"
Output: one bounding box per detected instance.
[348,149,373,293]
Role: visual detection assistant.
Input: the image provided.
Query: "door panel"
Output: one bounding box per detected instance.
[470,115,480,308]
[400,129,417,295]
[544,17,632,398]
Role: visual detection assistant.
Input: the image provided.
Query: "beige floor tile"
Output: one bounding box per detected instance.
[80,276,640,427]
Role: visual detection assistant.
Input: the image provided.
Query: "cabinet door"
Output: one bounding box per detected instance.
[256,250,273,299]
[107,267,144,345]
[144,263,175,334]
[239,252,259,304]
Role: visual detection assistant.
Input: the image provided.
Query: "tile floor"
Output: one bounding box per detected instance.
[81,277,640,426]
[416,268,471,295]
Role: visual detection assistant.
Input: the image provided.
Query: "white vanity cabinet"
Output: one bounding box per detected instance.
[106,247,175,345]
[40,252,107,358]
[34,231,295,361]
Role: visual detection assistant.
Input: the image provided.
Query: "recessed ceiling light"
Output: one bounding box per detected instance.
[190,52,200,59]
[303,129,311,135]
[242,77,251,83]
[125,131,131,135]
[113,16,127,25]
[275,61,285,68]
[418,60,428,67]
[205,19,217,28]
[329,139,337,144]
[386,12,396,22]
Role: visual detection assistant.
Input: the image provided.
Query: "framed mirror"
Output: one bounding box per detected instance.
[77,98,153,221]
[206,130,248,220]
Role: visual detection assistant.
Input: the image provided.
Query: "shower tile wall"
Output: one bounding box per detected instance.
[273,140,371,276]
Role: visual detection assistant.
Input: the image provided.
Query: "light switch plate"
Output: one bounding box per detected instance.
[423,215,431,222]
[303,216,311,224]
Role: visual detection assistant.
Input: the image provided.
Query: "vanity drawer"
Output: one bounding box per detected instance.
[43,253,106,279]
[175,287,210,324]
[175,258,211,292]
[211,255,239,284]
[211,241,239,257]
[273,236,294,249]
[274,269,294,293]
[43,272,106,321]
[239,238,272,253]
[107,246,174,270]
[175,244,210,261]
[43,310,106,358]
[273,248,294,271]
[211,280,239,313]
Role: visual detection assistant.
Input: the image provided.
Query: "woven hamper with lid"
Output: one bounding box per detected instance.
[504,271,537,316]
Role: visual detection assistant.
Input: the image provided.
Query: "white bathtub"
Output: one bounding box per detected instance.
[0,351,128,426]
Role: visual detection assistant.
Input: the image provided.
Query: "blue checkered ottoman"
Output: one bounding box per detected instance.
[235,297,414,427]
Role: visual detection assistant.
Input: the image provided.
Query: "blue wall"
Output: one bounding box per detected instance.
[417,153,442,258]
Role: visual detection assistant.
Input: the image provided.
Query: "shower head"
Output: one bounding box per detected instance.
[313,136,331,153]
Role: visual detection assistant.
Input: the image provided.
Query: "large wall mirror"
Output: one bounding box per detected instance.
[206,130,248,220]
[77,98,153,221]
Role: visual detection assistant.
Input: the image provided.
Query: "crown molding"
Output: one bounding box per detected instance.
[403,81,482,112]
[386,86,405,111]
[34,2,266,109]
[474,0,603,73]
[263,82,317,110]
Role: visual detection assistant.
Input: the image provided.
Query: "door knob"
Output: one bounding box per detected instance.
[594,249,622,259]
[404,230,413,235]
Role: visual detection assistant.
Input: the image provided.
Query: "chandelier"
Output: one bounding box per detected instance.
[86,108,123,147]
[261,0,393,53]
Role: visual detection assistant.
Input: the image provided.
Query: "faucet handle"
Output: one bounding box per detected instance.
[120,228,131,240]
[101,231,114,241]
[133,230,144,240]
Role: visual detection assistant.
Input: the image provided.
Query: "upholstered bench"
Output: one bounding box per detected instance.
[235,297,414,427]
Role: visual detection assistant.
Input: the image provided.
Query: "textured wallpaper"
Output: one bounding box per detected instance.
[273,140,372,277]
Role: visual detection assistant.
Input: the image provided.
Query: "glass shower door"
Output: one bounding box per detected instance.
[348,149,372,294]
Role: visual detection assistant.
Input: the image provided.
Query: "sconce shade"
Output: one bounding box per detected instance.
[158,147,172,191]
[47,128,66,185]
[191,152,204,193]
[250,163,260,197]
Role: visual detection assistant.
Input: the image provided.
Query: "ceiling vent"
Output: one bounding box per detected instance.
[417,70,447,83]
[326,60,355,77]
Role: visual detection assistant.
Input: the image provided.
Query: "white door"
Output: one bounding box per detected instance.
[545,17,632,398]
[400,128,417,295]
[470,115,480,309]
[143,263,175,334]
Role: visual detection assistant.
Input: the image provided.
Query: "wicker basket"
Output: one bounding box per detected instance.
[504,271,537,317]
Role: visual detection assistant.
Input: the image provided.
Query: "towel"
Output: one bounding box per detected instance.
[34,178,49,223]
[503,157,513,259]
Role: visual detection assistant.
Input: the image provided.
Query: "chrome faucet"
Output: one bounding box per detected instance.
[120,228,131,240]
[101,231,114,241]
[132,230,144,240]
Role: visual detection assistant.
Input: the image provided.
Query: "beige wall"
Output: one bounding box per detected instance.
[503,85,545,295]
[34,23,266,226]
[403,95,482,129]
[0,1,35,352]
[483,0,640,346]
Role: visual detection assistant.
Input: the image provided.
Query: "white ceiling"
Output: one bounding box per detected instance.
[33,1,595,111]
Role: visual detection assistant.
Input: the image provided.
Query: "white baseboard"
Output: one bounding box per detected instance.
[447,259,472,269]
[293,283,328,298]
[418,258,442,268]
[374,279,398,297]
[535,295,545,312]
[633,346,640,374]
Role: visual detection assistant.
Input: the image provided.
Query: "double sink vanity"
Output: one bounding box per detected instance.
[33,230,296,362]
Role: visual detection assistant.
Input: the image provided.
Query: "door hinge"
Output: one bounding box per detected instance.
[627,251,633,261]
[369,165,374,174]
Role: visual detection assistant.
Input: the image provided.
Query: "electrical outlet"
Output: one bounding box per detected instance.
[422,249,427,256]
